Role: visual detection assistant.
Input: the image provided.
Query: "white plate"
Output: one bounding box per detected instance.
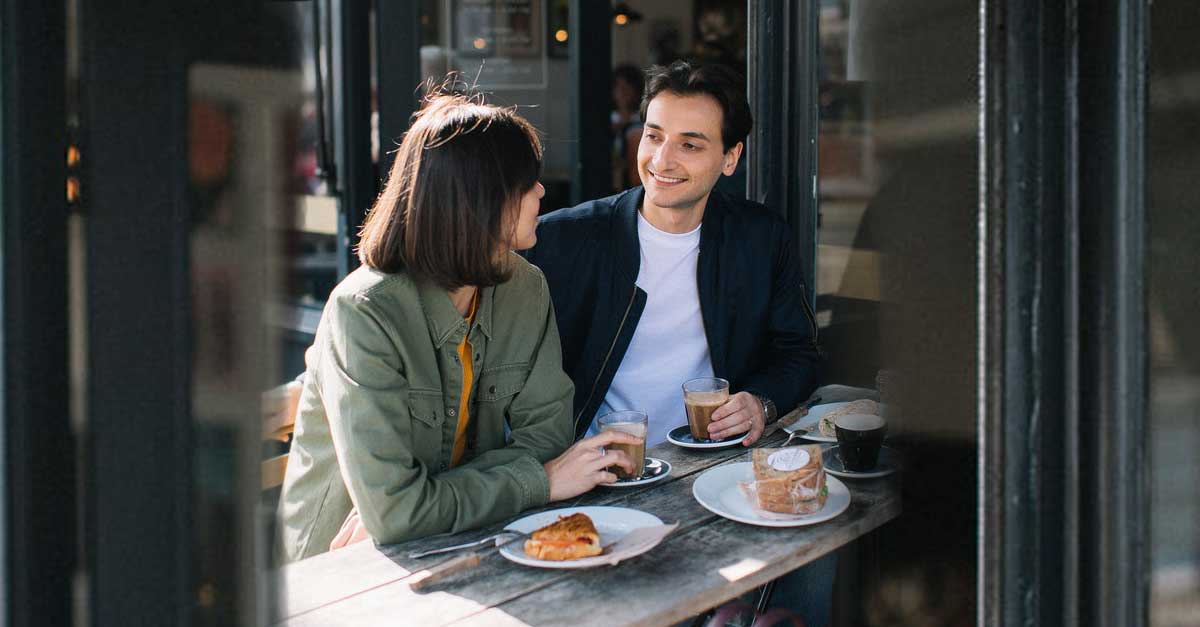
[666,425,748,449]
[599,457,671,488]
[691,462,851,527]
[783,401,889,443]
[823,445,899,479]
[498,506,664,569]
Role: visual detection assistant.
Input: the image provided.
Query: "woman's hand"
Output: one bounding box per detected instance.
[543,430,641,501]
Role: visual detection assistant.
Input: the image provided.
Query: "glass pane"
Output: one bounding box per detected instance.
[1149,2,1200,623]
[816,0,980,624]
[185,3,310,623]
[418,0,573,209]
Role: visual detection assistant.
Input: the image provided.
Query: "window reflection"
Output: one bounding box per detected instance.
[184,3,310,623]
[816,1,979,624]
[1149,2,1200,623]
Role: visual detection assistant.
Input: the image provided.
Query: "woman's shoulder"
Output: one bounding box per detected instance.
[500,252,546,293]
[324,266,422,323]
[493,253,548,307]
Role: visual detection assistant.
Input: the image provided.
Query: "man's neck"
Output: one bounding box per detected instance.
[639,195,710,234]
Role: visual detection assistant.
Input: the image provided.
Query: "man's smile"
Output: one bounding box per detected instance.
[648,170,687,185]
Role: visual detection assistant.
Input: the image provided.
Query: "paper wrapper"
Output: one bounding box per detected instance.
[739,446,828,517]
[593,523,679,566]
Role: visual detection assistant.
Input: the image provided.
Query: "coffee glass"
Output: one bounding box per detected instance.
[833,413,887,471]
[597,410,647,480]
[682,377,730,442]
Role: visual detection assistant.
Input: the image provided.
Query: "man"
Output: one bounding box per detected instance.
[526,60,821,447]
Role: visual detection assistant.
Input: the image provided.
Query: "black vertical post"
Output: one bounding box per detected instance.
[331,0,374,277]
[746,0,789,213]
[80,1,193,624]
[1078,0,1149,625]
[747,0,818,304]
[0,1,73,626]
[375,0,422,187]
[568,0,611,205]
[788,0,819,305]
[982,0,1076,624]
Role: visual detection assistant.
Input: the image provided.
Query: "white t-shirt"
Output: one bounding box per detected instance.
[591,211,714,446]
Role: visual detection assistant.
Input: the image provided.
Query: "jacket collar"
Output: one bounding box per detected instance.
[613,187,727,282]
[417,280,495,348]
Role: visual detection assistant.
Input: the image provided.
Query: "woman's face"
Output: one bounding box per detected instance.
[506,181,544,251]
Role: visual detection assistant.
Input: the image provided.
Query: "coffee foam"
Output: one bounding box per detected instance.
[684,390,728,406]
[834,413,885,431]
[604,422,647,438]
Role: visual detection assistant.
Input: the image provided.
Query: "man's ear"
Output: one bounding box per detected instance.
[722,142,744,176]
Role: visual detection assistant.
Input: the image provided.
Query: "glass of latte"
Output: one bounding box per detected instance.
[597,410,647,480]
[682,377,730,442]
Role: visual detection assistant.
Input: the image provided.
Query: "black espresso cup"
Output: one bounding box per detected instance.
[834,413,887,471]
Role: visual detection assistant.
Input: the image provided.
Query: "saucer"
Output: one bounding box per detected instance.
[822,445,898,479]
[600,457,671,487]
[666,425,747,449]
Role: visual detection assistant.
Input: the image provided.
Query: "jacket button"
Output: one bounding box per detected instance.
[439,463,447,471]
[489,385,497,394]
[448,408,457,417]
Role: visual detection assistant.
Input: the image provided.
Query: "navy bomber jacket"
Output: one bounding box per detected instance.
[524,186,822,440]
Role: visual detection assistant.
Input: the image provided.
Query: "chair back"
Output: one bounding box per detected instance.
[262,380,302,490]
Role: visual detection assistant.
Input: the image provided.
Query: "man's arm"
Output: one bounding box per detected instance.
[739,225,822,417]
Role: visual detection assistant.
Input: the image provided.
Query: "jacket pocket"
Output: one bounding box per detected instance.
[407,390,445,430]
[476,363,530,402]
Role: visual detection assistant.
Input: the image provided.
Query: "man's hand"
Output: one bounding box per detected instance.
[543,430,640,501]
[707,391,766,446]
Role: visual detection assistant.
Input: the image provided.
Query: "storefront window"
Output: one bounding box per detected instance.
[1148,2,1200,623]
[185,3,310,623]
[417,0,574,209]
[816,1,980,623]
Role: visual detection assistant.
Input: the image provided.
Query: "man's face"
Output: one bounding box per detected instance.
[637,91,742,213]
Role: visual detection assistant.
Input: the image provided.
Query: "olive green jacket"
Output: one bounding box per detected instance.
[276,255,574,562]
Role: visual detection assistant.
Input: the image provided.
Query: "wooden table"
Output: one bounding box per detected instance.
[273,429,901,627]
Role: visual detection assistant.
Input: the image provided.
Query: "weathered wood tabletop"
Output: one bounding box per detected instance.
[273,428,901,627]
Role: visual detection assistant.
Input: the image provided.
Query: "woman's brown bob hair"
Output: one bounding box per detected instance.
[357,93,543,289]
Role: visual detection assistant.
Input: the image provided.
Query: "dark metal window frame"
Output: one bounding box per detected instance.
[330,0,375,278]
[1,1,74,626]
[568,0,613,207]
[982,0,1149,625]
[747,0,819,305]
[78,1,195,623]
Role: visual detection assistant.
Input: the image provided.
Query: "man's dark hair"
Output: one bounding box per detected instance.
[357,92,542,288]
[639,60,752,152]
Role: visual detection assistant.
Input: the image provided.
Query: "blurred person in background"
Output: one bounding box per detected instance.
[612,64,645,192]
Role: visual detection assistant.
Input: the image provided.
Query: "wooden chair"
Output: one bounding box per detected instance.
[262,379,302,490]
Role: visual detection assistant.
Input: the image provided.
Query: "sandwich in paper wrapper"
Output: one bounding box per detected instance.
[739,445,829,517]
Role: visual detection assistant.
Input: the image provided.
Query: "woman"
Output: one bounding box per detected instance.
[276,93,638,563]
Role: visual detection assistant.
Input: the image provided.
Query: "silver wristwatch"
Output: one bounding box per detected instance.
[755,394,778,424]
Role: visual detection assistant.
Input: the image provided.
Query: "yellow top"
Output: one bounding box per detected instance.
[451,291,479,466]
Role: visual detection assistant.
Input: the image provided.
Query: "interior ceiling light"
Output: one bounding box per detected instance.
[612,2,643,26]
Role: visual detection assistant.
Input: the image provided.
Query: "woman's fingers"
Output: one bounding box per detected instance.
[582,429,642,448]
[596,470,619,484]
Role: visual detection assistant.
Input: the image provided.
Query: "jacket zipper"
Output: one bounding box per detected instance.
[575,284,639,432]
